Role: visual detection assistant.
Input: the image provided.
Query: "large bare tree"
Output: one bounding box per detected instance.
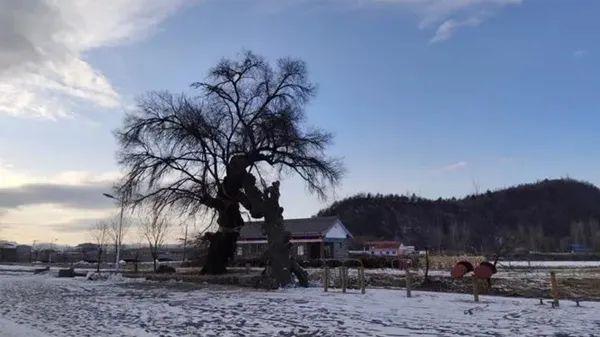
[116,51,342,283]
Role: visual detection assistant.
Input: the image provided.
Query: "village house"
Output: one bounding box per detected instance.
[0,241,18,262]
[236,216,353,260]
[359,241,416,256]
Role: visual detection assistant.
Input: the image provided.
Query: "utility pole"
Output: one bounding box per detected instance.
[103,193,125,272]
[30,240,37,263]
[49,238,57,265]
[182,222,188,262]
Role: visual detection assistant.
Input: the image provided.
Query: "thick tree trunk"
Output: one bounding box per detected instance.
[243,178,309,287]
[200,156,308,285]
[201,231,239,274]
[201,156,248,275]
[261,182,293,286]
[200,196,243,274]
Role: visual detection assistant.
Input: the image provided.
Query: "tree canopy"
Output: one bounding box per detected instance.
[117,51,342,213]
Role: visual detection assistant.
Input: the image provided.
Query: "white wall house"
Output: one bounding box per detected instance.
[237,216,353,260]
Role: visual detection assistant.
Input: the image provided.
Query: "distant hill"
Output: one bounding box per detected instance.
[317,179,600,253]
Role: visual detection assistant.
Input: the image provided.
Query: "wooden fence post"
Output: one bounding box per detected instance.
[406,270,412,298]
[550,271,559,308]
[346,266,350,292]
[359,266,366,294]
[341,266,347,293]
[473,276,479,302]
[324,266,329,292]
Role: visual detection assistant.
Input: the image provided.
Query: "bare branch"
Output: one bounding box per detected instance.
[115,50,343,224]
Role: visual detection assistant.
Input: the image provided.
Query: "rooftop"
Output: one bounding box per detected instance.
[239,216,343,240]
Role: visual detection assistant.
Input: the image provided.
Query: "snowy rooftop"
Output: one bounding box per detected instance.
[240,216,349,240]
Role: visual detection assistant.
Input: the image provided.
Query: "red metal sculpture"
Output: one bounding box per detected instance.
[452,256,499,287]
[451,261,474,279]
[474,261,497,279]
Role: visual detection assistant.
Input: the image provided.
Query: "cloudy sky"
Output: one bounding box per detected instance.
[1,0,599,244]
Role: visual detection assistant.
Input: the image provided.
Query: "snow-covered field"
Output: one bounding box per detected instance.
[1,271,599,337]
[499,260,600,268]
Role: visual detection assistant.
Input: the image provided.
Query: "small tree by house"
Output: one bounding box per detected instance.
[130,235,144,273]
[90,220,110,272]
[141,209,170,272]
[107,214,130,266]
[178,215,195,263]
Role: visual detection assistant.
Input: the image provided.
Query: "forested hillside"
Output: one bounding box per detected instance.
[317,179,600,253]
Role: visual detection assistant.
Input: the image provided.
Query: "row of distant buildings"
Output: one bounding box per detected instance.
[235,216,415,259]
[0,241,188,264]
[1,216,419,264]
[0,242,32,263]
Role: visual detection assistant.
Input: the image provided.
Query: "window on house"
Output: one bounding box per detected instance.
[236,246,243,256]
[297,245,304,256]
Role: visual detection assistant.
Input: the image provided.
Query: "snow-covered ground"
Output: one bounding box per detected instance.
[1,271,599,336]
[499,260,600,268]
[1,317,50,337]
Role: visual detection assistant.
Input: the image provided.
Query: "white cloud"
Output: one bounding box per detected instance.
[0,0,189,119]
[50,170,121,186]
[435,161,469,173]
[0,161,122,243]
[573,49,588,59]
[430,17,484,43]
[0,162,121,209]
[373,0,523,42]
[0,158,120,189]
[0,203,115,244]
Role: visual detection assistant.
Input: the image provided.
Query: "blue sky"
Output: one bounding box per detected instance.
[1,0,599,243]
